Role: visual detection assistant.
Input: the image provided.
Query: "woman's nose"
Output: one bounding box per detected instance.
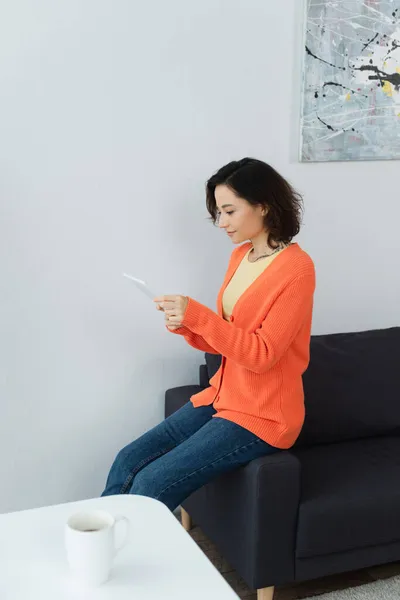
[218,217,227,228]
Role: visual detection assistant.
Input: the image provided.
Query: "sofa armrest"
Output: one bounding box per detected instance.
[183,450,301,589]
[247,451,301,587]
[164,385,204,419]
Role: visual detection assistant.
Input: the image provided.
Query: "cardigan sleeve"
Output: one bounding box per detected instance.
[166,326,220,354]
[181,273,315,373]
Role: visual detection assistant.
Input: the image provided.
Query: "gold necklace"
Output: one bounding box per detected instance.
[250,243,285,262]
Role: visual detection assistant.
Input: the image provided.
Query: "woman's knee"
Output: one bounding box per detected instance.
[110,443,130,470]
[107,441,140,485]
[129,465,163,498]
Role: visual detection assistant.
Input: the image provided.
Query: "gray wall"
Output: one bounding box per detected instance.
[0,0,398,513]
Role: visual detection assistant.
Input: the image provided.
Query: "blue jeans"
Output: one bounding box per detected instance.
[101,402,280,511]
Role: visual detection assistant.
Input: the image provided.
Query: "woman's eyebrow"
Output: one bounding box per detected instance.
[217,204,234,210]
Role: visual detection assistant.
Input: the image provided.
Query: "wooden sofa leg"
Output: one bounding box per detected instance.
[257,587,275,600]
[181,507,192,531]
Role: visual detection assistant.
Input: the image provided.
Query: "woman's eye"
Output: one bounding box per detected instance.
[216,210,234,219]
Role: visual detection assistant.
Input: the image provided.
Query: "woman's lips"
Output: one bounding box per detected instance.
[227,231,235,236]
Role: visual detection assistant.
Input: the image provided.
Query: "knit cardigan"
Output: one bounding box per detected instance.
[170,242,316,449]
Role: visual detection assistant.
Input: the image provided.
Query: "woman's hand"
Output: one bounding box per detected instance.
[153,295,189,331]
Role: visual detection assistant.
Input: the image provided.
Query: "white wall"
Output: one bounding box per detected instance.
[1,0,399,513]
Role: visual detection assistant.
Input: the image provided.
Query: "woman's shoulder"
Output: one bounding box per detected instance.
[290,242,314,267]
[283,243,315,282]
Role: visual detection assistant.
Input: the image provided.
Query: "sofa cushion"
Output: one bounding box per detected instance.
[295,436,400,558]
[164,385,203,418]
[199,364,210,389]
[205,353,222,380]
[296,327,400,446]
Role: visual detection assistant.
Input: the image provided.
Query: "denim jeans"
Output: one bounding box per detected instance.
[101,402,280,511]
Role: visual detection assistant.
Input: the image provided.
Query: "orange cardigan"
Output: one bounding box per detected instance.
[171,242,316,449]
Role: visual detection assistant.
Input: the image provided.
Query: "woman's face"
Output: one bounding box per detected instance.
[215,184,266,244]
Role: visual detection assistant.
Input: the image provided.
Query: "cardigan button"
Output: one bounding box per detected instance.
[229,315,234,322]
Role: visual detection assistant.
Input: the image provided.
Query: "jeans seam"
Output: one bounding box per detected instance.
[120,446,175,494]
[154,438,265,500]
[119,419,191,494]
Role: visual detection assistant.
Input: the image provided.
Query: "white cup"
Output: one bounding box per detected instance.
[65,510,130,586]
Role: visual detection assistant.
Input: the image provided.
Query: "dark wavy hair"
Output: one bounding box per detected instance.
[206,158,303,247]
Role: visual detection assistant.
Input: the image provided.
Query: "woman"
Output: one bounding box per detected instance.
[102,157,315,510]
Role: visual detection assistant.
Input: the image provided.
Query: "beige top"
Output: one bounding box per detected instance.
[222,246,286,320]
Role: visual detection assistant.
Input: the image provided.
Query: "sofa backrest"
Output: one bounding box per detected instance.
[296,326,400,446]
[204,327,400,447]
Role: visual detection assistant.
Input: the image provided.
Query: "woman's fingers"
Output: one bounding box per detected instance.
[162,310,183,328]
[160,303,176,311]
[165,313,182,326]
[165,313,181,321]
[155,299,183,328]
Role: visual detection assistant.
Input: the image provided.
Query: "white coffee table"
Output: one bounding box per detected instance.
[0,495,239,599]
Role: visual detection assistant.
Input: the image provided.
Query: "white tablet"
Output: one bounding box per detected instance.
[122,273,157,301]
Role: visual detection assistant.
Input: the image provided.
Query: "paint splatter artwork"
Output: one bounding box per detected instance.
[300,0,400,161]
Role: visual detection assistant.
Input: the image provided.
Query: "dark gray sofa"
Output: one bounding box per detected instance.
[164,327,400,593]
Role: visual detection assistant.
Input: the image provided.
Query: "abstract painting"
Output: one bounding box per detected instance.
[300,0,400,161]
